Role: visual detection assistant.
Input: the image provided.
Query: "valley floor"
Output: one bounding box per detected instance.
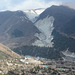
[0,56,75,75]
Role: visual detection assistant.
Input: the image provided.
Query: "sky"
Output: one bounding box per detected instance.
[0,0,75,11]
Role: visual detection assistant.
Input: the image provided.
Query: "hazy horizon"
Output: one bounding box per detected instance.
[0,0,75,11]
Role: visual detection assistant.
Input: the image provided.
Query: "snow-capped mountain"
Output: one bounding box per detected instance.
[24,8,46,22]
[35,5,75,50]
[0,5,75,59]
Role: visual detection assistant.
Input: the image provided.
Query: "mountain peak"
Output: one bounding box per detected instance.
[24,8,46,22]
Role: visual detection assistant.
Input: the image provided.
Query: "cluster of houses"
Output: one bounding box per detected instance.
[0,55,75,75]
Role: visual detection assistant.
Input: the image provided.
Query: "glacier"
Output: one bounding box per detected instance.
[24,8,45,22]
[32,16,54,47]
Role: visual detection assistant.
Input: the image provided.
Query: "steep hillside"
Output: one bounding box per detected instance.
[63,4,75,9]
[0,43,21,59]
[61,17,75,38]
[52,29,75,52]
[35,5,75,50]
[13,6,75,59]
[0,6,75,59]
[0,10,39,48]
[36,5,75,31]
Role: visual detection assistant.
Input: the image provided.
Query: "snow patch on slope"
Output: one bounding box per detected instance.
[62,50,75,62]
[24,8,46,22]
[62,50,75,58]
[32,16,54,47]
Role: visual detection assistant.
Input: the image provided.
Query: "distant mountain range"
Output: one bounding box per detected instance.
[0,5,75,59]
[63,3,75,9]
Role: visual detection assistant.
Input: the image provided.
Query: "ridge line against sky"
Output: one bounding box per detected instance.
[0,0,75,11]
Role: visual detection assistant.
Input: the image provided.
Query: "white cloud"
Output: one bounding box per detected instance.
[0,0,12,10]
[11,0,62,11]
[0,0,62,11]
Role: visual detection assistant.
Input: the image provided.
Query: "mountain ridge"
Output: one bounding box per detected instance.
[0,10,40,48]
[0,5,75,59]
[24,8,46,22]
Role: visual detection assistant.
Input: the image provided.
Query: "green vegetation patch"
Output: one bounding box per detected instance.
[13,46,61,59]
[12,29,24,37]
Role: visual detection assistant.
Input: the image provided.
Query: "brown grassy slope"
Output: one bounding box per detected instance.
[0,43,21,59]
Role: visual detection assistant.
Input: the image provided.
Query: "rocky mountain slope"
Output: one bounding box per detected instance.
[0,43,21,59]
[32,5,75,48]
[0,10,39,48]
[32,16,54,47]
[0,5,75,59]
[36,5,75,32]
[13,5,75,59]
